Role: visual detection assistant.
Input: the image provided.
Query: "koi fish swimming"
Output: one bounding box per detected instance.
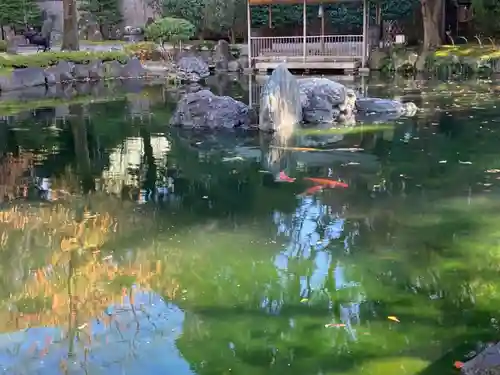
[303,177,349,189]
[277,171,349,196]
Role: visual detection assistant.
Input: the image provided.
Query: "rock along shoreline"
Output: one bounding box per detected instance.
[0,58,149,93]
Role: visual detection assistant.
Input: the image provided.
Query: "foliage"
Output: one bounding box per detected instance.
[0,0,42,29]
[0,51,129,68]
[427,44,500,75]
[162,0,204,33]
[249,0,418,29]
[0,41,7,53]
[471,0,500,36]
[123,41,157,60]
[163,0,246,41]
[78,0,123,36]
[144,17,195,46]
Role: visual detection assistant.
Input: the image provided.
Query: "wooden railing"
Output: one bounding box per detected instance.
[250,35,364,60]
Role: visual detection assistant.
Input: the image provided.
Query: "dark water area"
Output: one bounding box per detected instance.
[0,74,500,374]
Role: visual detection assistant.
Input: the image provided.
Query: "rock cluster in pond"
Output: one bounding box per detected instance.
[0,58,146,92]
[298,77,354,124]
[169,64,418,132]
[170,89,257,130]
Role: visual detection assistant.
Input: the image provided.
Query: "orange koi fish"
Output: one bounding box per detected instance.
[278,171,296,182]
[304,177,349,188]
[300,185,324,196]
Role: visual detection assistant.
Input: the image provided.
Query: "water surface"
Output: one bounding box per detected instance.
[0,75,499,375]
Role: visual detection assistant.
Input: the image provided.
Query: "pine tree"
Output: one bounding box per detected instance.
[0,0,42,32]
[79,0,123,39]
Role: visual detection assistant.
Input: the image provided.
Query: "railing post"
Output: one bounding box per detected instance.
[247,0,252,69]
[302,0,307,62]
[362,0,368,66]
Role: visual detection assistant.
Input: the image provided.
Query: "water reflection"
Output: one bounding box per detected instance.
[0,75,499,374]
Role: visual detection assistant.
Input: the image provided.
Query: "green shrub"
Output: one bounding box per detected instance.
[0,41,7,53]
[144,17,195,46]
[0,51,129,68]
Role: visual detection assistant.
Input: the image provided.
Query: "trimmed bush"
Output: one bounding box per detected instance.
[144,17,195,46]
[0,51,129,68]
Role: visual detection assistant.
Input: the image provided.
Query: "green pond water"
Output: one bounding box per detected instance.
[0,75,500,374]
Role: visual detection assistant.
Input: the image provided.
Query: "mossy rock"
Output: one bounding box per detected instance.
[429,45,500,75]
[370,47,420,74]
[369,48,391,71]
[391,48,419,73]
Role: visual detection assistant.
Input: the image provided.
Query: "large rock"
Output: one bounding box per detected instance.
[368,49,390,71]
[88,60,105,80]
[121,58,146,78]
[44,61,74,84]
[259,64,302,132]
[103,60,123,78]
[213,40,231,72]
[170,89,255,130]
[176,55,210,82]
[298,77,348,124]
[461,342,500,375]
[73,64,90,81]
[0,67,47,91]
[228,60,241,72]
[238,55,249,70]
[355,98,417,115]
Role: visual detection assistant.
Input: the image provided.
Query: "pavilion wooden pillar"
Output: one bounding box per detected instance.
[362,0,368,67]
[302,0,307,61]
[247,0,252,69]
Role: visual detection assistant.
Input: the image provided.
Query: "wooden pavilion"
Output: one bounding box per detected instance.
[246,0,370,72]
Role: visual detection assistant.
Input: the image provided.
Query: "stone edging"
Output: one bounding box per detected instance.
[0,58,148,92]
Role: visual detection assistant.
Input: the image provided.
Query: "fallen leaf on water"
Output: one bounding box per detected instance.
[300,298,309,303]
[325,323,346,328]
[388,316,400,322]
[486,169,500,173]
[459,161,472,165]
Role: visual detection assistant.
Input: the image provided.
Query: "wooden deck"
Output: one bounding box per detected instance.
[250,35,366,74]
[254,56,361,73]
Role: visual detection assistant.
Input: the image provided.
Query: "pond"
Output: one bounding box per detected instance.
[0,74,499,375]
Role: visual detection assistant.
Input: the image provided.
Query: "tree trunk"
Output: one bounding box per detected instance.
[62,0,79,50]
[421,0,443,50]
[70,104,94,194]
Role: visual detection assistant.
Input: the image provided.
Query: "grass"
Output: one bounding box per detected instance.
[0,50,129,69]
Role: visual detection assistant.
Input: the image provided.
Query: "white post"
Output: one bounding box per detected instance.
[302,0,307,61]
[248,72,253,108]
[247,0,252,69]
[362,0,368,67]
